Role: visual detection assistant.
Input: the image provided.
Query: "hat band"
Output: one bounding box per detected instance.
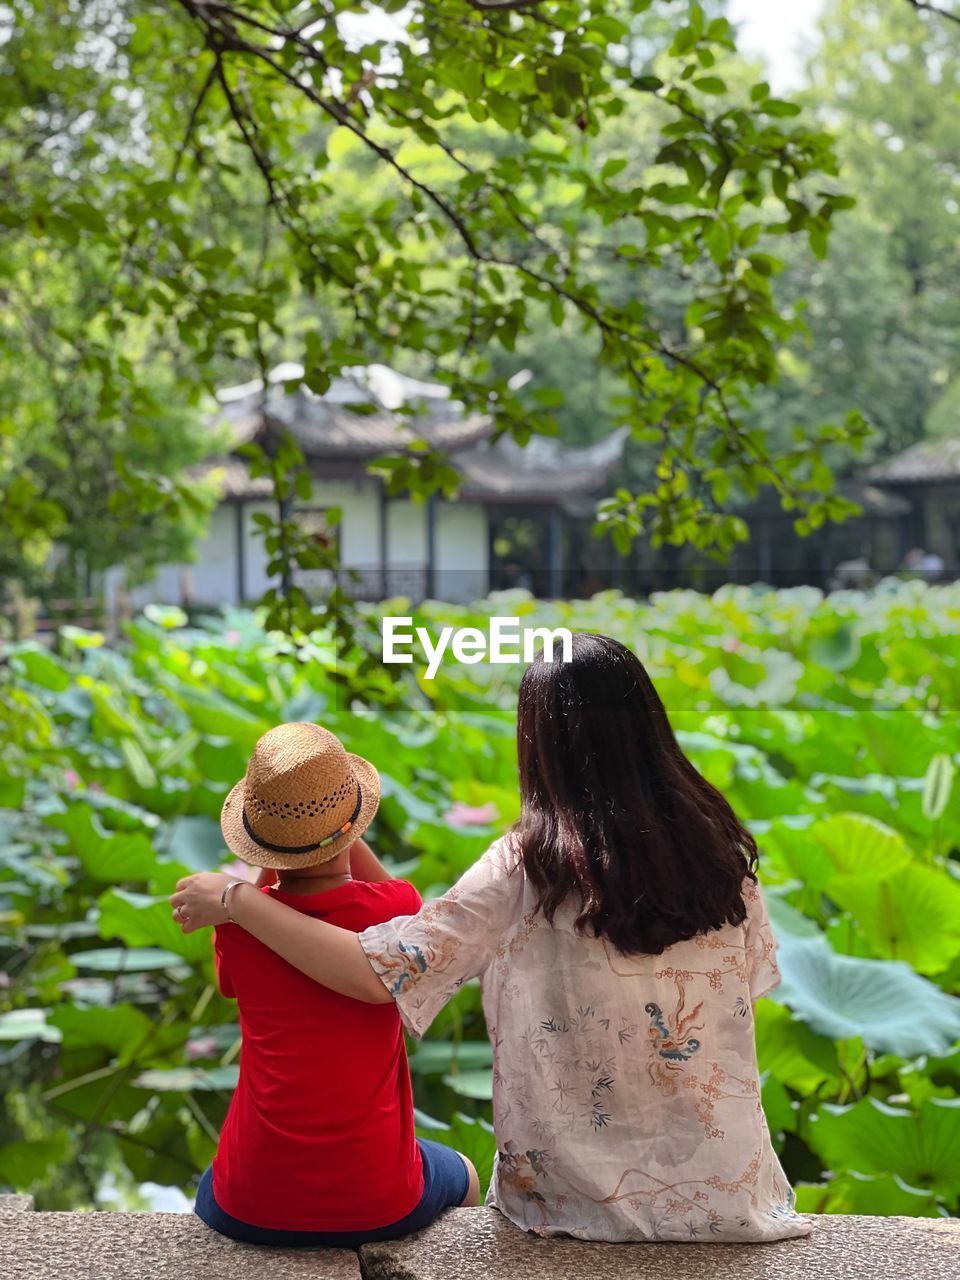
[241,783,363,855]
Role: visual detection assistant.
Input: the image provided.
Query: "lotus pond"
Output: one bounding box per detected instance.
[1,583,959,1216]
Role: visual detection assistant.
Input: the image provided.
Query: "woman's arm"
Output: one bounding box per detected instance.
[170,873,392,1003]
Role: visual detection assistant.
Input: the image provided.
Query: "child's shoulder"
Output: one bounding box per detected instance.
[347,877,423,924]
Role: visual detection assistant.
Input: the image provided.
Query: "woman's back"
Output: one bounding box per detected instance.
[361,838,809,1243]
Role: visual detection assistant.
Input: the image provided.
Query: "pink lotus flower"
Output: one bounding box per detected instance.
[186,1037,218,1061]
[225,630,241,646]
[444,802,498,828]
[221,861,251,881]
[64,769,81,788]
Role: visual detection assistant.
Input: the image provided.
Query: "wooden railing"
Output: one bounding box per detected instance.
[0,596,108,641]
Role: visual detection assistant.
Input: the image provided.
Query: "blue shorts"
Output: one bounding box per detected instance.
[194,1139,470,1247]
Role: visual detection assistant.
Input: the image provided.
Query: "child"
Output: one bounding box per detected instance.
[173,639,809,1243]
[186,721,479,1246]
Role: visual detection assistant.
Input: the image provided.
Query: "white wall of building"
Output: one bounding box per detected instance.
[120,479,490,608]
[241,501,273,601]
[306,480,380,569]
[386,500,427,566]
[125,504,240,610]
[435,503,489,602]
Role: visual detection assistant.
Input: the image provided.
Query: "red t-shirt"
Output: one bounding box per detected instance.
[211,879,423,1232]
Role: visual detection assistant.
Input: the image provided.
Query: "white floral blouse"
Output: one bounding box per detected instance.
[359,837,811,1244]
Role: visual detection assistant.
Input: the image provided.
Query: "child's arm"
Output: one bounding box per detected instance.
[171,873,392,1003]
[349,838,393,883]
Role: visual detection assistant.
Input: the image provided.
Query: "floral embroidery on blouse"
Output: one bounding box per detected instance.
[359,836,810,1244]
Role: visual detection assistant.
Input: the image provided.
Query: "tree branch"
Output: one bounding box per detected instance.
[464,0,550,10]
[170,59,219,182]
[176,0,484,257]
[211,54,359,297]
[903,0,960,26]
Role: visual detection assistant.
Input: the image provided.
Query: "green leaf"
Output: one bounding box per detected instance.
[121,737,158,789]
[97,888,212,963]
[760,1073,797,1148]
[11,647,71,692]
[442,1068,493,1100]
[48,804,159,884]
[601,157,628,181]
[70,946,188,972]
[410,1041,494,1074]
[922,754,955,823]
[61,201,110,234]
[768,913,960,1056]
[795,1171,943,1217]
[812,813,912,881]
[88,686,152,748]
[48,1003,165,1066]
[763,98,803,118]
[12,650,72,691]
[134,1065,240,1092]
[0,1133,71,1187]
[754,1000,839,1093]
[808,1098,960,1206]
[810,625,860,671]
[160,814,227,871]
[824,861,960,974]
[705,220,732,265]
[810,227,829,259]
[0,1008,62,1044]
[172,687,271,745]
[128,16,154,56]
[693,76,727,95]
[155,729,201,772]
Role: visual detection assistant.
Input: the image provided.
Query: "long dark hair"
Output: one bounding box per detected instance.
[515,632,758,955]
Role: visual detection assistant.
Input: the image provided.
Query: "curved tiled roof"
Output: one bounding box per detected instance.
[839,481,910,518]
[458,429,629,502]
[202,365,627,503]
[215,365,492,459]
[868,439,960,486]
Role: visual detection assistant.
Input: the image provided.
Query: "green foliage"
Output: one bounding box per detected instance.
[749,0,960,458]
[2,581,960,1213]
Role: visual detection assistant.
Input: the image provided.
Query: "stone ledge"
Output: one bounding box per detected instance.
[3,1206,959,1280]
[358,1208,960,1280]
[2,1212,360,1280]
[0,1193,34,1212]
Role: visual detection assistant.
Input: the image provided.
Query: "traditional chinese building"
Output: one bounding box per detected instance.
[126,364,628,608]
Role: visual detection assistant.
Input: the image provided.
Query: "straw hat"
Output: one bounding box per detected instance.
[220,723,380,870]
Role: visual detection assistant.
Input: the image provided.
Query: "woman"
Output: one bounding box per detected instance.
[172,633,809,1243]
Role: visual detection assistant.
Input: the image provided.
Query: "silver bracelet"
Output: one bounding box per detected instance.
[221,879,247,922]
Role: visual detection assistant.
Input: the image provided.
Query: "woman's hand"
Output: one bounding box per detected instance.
[170,871,235,933]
